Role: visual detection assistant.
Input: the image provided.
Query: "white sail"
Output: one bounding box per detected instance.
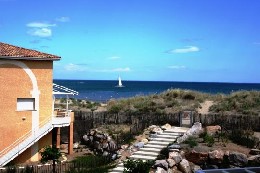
[116,76,124,87]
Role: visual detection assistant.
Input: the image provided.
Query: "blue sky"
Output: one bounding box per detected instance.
[1,0,260,83]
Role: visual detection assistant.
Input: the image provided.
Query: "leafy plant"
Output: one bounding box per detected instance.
[157,147,169,160]
[123,159,154,173]
[40,145,61,164]
[204,133,215,147]
[67,155,114,173]
[185,136,198,148]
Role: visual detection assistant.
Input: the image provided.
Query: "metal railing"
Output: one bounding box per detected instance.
[0,117,53,166]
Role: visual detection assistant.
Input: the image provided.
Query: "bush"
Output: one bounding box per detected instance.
[157,147,169,160]
[67,155,114,173]
[204,134,215,147]
[185,136,198,148]
[123,159,154,173]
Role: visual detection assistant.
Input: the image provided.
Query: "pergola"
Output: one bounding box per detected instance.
[52,83,79,114]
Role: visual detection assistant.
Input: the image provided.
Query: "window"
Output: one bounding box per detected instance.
[17,98,35,111]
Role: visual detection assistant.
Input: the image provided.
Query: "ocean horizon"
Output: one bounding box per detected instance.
[53,79,260,102]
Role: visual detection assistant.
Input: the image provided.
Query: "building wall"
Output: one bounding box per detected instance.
[0,60,53,158]
[12,131,52,164]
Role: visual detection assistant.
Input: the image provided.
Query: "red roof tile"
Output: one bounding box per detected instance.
[0,42,60,60]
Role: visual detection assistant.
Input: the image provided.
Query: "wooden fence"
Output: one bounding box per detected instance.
[60,111,260,142]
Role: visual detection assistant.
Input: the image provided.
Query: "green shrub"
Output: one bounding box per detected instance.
[157,147,169,160]
[123,159,154,173]
[39,146,62,163]
[204,134,215,147]
[185,136,198,148]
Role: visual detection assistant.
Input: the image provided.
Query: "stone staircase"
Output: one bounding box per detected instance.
[109,127,188,173]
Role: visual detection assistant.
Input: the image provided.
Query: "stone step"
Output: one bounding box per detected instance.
[149,137,176,142]
[160,132,182,137]
[133,151,160,157]
[139,147,162,152]
[144,144,167,149]
[109,166,124,173]
[164,128,188,133]
[130,154,157,160]
[156,134,180,138]
[148,141,170,145]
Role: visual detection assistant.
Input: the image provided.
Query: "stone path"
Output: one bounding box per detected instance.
[109,126,188,173]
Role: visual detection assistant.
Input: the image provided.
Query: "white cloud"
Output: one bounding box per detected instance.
[64,63,86,72]
[168,65,186,69]
[167,46,200,54]
[28,28,52,37]
[56,17,70,22]
[108,56,121,60]
[112,67,130,72]
[26,22,56,28]
[26,22,56,38]
[94,67,131,72]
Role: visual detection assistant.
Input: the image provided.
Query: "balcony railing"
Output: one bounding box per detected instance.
[52,109,73,127]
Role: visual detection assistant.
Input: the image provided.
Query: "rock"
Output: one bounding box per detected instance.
[61,154,67,162]
[153,160,169,170]
[187,122,203,136]
[121,144,129,150]
[73,142,79,149]
[168,144,181,149]
[191,165,201,173]
[178,159,191,173]
[111,153,117,160]
[248,155,260,166]
[249,149,260,155]
[208,149,224,164]
[169,149,180,152]
[161,123,172,130]
[156,167,167,173]
[134,142,145,148]
[108,140,117,151]
[169,152,182,164]
[228,152,248,167]
[167,159,176,168]
[185,147,209,165]
[141,138,149,144]
[102,151,109,157]
[206,125,221,136]
[177,122,203,143]
[189,162,201,173]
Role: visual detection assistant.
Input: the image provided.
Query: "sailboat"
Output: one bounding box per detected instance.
[116,76,124,87]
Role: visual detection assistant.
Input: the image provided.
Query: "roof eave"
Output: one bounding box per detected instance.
[0,56,61,61]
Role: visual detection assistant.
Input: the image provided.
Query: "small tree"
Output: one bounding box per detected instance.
[40,145,61,173]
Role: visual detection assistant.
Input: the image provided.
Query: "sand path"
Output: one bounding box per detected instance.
[198,100,214,115]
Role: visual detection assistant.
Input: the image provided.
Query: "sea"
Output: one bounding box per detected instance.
[53,79,260,102]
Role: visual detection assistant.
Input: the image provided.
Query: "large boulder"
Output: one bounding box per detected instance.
[168,144,181,150]
[167,159,176,168]
[153,160,169,170]
[185,146,209,165]
[228,152,248,167]
[156,167,168,173]
[161,123,172,130]
[177,122,203,143]
[134,142,145,148]
[248,155,260,166]
[208,149,224,164]
[206,125,221,136]
[178,159,191,173]
[169,151,182,164]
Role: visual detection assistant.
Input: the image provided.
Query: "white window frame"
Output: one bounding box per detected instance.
[17,98,36,111]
